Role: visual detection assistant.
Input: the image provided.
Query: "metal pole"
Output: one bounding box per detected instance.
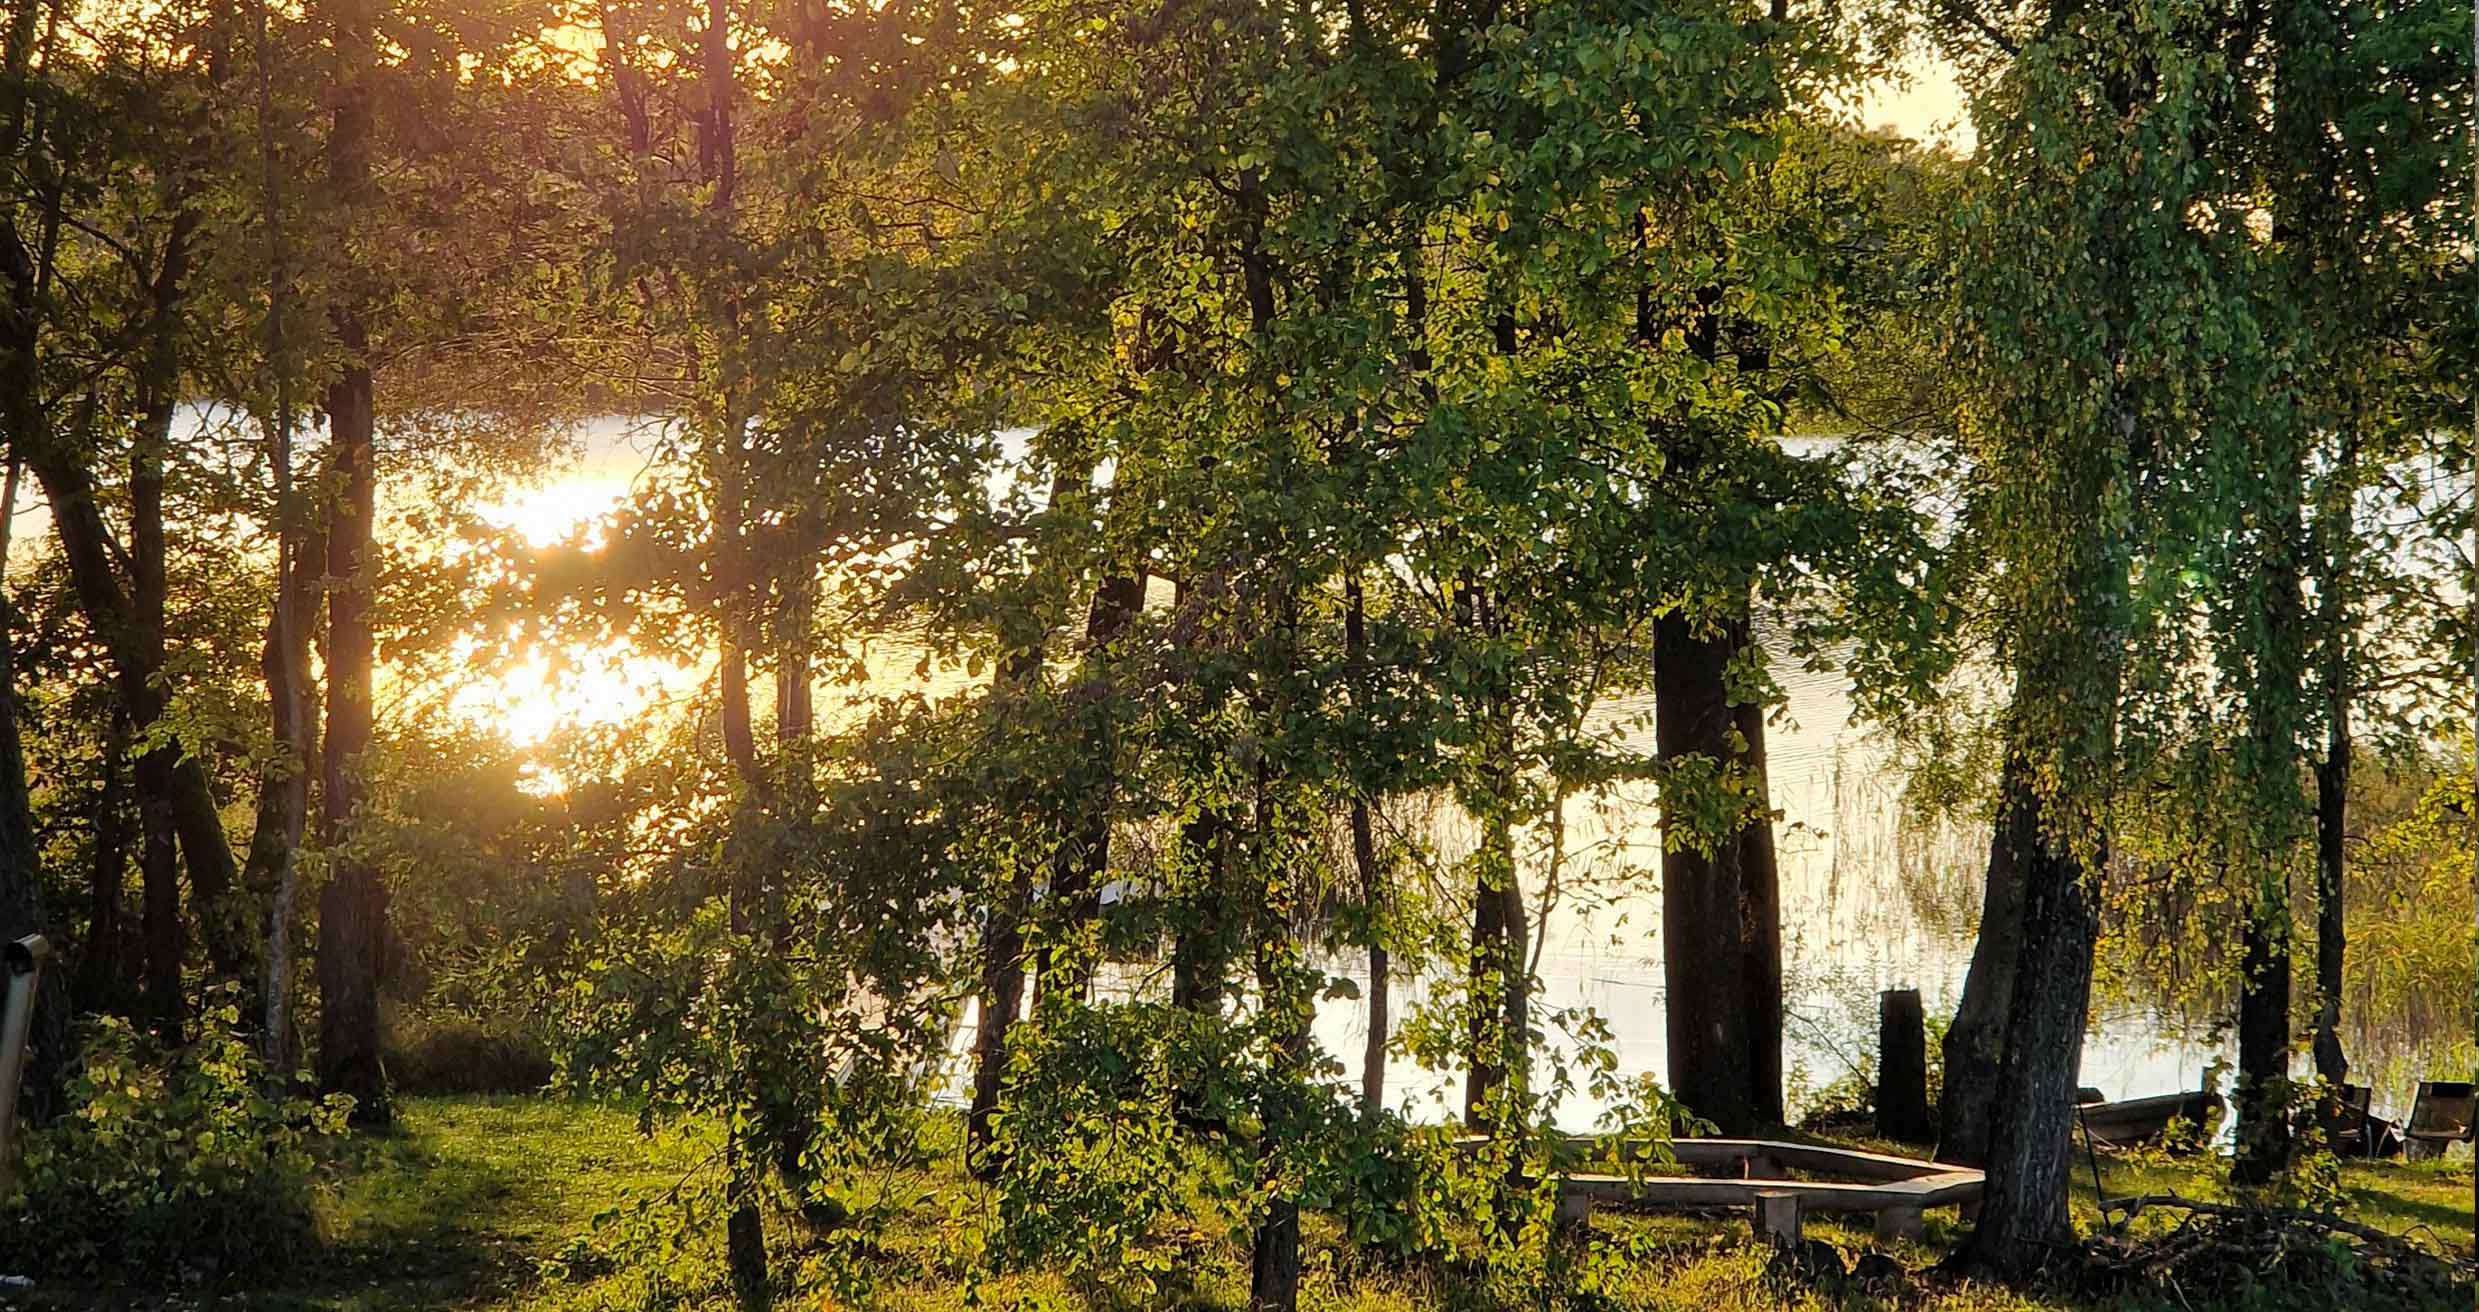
[0,933,49,1194]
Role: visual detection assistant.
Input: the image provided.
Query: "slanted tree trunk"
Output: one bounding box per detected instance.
[1939,753,2030,1167]
[1948,766,2099,1277]
[1654,609,1755,1136]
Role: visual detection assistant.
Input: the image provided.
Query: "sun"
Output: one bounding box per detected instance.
[430,419,710,764]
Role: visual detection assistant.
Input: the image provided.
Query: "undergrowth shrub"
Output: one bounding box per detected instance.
[387,1009,554,1094]
[0,992,352,1280]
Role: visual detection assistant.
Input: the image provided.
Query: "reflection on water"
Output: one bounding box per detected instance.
[1294,648,2233,1130]
[945,639,2456,1134]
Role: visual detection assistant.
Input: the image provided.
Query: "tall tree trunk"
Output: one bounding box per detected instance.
[2310,671,2348,1086]
[1939,753,2030,1167]
[2308,460,2354,1090]
[315,367,386,1120]
[1246,753,1304,1312]
[966,571,1057,1178]
[1042,569,1139,1004]
[1249,930,1305,1312]
[1654,610,1754,1136]
[698,0,762,1292]
[73,719,131,1015]
[1345,578,1389,1120]
[1170,811,1232,1015]
[314,0,388,1119]
[1735,634,1782,1127]
[130,226,199,1043]
[0,457,62,1118]
[2233,471,2311,1189]
[1462,809,1511,1129]
[1949,767,2099,1277]
[247,0,313,1075]
[138,750,182,1040]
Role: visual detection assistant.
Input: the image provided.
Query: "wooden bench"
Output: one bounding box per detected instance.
[1518,1137,1982,1245]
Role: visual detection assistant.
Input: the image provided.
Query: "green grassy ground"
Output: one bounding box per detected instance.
[6,1096,2469,1311]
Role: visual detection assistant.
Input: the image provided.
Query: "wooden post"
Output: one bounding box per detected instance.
[1873,1205,1925,1243]
[1752,1189,1801,1246]
[1877,988,1933,1144]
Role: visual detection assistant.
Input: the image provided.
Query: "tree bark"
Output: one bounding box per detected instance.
[1170,811,1232,1016]
[2310,630,2349,1090]
[1462,806,1514,1130]
[0,457,62,1118]
[73,720,131,1015]
[314,0,388,1119]
[2231,910,2293,1187]
[1345,578,1389,1120]
[1041,569,1139,1005]
[2233,473,2311,1189]
[1735,659,1782,1127]
[1654,609,1754,1136]
[246,4,313,1074]
[1948,767,2099,1278]
[138,749,182,1041]
[1939,753,2030,1167]
[966,607,1051,1179]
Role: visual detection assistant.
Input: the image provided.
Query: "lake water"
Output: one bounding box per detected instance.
[941,638,2307,1135]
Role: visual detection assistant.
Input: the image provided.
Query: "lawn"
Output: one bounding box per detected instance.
[3,1096,2467,1311]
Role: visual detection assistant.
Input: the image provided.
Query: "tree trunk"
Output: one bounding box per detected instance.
[247,535,315,1073]
[1939,753,2030,1167]
[73,722,131,1015]
[2234,470,2311,1189]
[316,369,387,1118]
[967,612,1050,1179]
[246,32,313,1074]
[0,458,62,1119]
[1247,767,1305,1312]
[1948,769,2098,1278]
[1250,933,1306,1312]
[138,750,182,1041]
[1170,811,1231,1015]
[311,0,390,1124]
[2231,911,2293,1187]
[1462,810,1511,1130]
[1654,609,1754,1136]
[1345,578,1389,1120]
[2310,647,2348,1090]
[1735,656,1782,1127]
[1041,569,1139,1005]
[1352,788,1387,1120]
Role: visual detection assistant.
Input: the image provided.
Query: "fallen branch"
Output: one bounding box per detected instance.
[2100,1193,2408,1250]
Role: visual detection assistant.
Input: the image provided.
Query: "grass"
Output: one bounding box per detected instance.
[2,1096,2467,1311]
